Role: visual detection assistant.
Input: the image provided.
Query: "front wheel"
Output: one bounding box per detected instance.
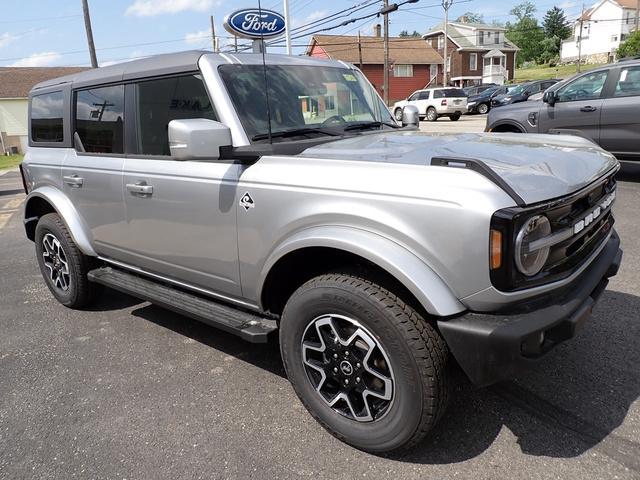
[394,108,403,122]
[426,107,438,122]
[279,273,450,453]
[477,102,489,115]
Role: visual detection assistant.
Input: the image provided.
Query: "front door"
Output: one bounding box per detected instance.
[118,74,242,297]
[538,69,610,144]
[62,85,126,258]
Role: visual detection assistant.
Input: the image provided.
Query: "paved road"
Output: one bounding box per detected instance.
[1,166,639,480]
[419,113,487,133]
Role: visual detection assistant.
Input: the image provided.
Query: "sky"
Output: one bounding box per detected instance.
[0,0,586,68]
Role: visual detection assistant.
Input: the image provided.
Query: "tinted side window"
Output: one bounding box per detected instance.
[418,91,430,100]
[556,71,608,103]
[76,85,125,154]
[408,92,420,101]
[135,75,217,156]
[31,91,64,143]
[614,66,640,97]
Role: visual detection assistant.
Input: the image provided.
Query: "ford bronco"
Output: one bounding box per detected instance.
[20,51,622,453]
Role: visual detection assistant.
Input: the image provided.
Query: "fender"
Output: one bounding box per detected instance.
[258,225,465,317]
[24,186,97,257]
[486,119,527,133]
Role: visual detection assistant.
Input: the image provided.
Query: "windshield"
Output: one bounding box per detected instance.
[219,64,394,142]
[509,84,527,95]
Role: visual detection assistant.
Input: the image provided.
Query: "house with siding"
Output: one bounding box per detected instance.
[305,32,443,105]
[422,22,519,86]
[0,67,86,154]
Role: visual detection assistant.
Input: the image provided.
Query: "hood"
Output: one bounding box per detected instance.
[298,131,618,205]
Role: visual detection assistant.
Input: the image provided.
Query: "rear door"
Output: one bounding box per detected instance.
[599,65,640,159]
[62,84,126,258]
[119,73,242,297]
[537,69,610,143]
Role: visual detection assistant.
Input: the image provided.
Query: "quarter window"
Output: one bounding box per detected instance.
[614,66,640,97]
[31,91,64,143]
[555,71,608,103]
[75,85,125,154]
[394,64,413,77]
[135,74,216,156]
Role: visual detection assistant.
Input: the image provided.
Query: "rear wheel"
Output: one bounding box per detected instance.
[477,102,489,115]
[280,273,450,453]
[394,108,403,122]
[35,213,97,308]
[426,107,438,122]
[450,113,461,121]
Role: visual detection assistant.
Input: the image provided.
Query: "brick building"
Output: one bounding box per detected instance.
[305,33,443,105]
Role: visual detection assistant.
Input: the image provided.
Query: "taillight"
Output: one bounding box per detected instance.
[19,163,30,194]
[441,99,447,106]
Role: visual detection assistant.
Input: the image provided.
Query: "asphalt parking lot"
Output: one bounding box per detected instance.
[1,163,639,480]
[419,113,487,133]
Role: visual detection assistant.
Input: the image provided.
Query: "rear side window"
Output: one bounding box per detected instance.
[614,66,640,97]
[434,88,466,98]
[135,74,216,156]
[418,91,430,100]
[31,91,64,143]
[75,85,125,154]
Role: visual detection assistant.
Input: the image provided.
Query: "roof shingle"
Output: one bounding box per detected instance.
[0,67,88,98]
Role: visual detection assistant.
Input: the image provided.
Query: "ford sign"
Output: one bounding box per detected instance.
[223,9,286,39]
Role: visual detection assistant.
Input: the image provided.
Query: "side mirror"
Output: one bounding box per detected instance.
[543,90,556,106]
[401,105,420,129]
[168,118,232,160]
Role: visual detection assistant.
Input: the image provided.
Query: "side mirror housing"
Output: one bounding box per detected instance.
[543,90,556,106]
[168,118,232,160]
[401,105,420,129]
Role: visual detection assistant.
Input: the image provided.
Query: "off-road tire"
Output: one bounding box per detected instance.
[35,213,98,308]
[279,273,450,453]
[426,107,438,122]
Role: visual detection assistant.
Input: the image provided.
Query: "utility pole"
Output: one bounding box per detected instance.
[283,0,292,54]
[81,0,98,68]
[383,0,390,105]
[442,0,453,86]
[577,5,584,73]
[234,36,238,52]
[210,16,217,52]
[358,31,363,70]
[635,0,639,33]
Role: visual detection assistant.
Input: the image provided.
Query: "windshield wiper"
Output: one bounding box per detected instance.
[342,121,401,132]
[251,127,340,141]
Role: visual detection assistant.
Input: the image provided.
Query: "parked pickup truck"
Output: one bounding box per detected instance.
[20,51,622,453]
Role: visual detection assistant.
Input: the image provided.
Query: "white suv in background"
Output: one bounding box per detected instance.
[393,87,468,122]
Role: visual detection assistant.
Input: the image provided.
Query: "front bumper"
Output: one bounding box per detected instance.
[437,230,622,387]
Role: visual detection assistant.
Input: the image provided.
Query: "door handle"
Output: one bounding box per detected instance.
[580,106,597,112]
[63,175,84,188]
[126,182,153,196]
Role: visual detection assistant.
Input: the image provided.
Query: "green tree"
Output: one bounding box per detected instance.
[537,35,561,63]
[456,12,484,23]
[510,1,536,21]
[506,2,545,66]
[618,31,640,58]
[398,30,421,37]
[543,7,571,40]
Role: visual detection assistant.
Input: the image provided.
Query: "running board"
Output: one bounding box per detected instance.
[87,267,277,343]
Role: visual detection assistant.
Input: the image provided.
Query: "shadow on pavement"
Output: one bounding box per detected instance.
[617,161,640,182]
[93,286,640,470]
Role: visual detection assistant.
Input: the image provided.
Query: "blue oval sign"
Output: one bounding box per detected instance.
[223,9,286,40]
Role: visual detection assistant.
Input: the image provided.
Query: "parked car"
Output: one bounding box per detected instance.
[393,87,468,122]
[467,85,518,114]
[491,79,560,108]
[463,83,497,96]
[486,59,640,160]
[21,51,622,454]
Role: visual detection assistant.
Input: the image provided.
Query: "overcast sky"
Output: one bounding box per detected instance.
[0,0,584,68]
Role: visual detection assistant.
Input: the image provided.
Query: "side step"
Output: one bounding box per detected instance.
[87,267,277,343]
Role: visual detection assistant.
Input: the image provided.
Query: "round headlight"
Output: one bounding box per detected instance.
[515,215,551,276]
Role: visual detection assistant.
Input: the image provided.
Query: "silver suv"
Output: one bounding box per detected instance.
[21,51,622,453]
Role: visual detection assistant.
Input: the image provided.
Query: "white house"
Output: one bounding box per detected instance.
[0,67,86,154]
[561,0,638,64]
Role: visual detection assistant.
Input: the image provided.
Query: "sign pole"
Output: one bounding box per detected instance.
[283,0,292,55]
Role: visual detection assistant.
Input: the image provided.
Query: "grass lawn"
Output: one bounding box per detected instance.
[515,63,606,82]
[0,154,24,171]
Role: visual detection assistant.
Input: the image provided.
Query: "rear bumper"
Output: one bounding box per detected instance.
[437,106,465,115]
[438,230,622,387]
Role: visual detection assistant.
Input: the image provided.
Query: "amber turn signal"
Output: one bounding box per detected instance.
[490,229,502,270]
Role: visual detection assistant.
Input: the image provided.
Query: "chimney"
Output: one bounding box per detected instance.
[374,24,382,37]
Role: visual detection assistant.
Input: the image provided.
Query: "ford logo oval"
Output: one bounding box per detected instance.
[223,9,286,40]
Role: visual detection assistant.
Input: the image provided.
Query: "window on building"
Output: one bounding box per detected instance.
[31,91,64,143]
[394,64,414,77]
[495,31,501,43]
[437,35,444,49]
[479,31,484,45]
[325,95,335,109]
[469,53,478,70]
[430,63,438,80]
[135,74,216,156]
[446,55,451,73]
[611,35,618,42]
[486,31,493,43]
[75,85,124,154]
